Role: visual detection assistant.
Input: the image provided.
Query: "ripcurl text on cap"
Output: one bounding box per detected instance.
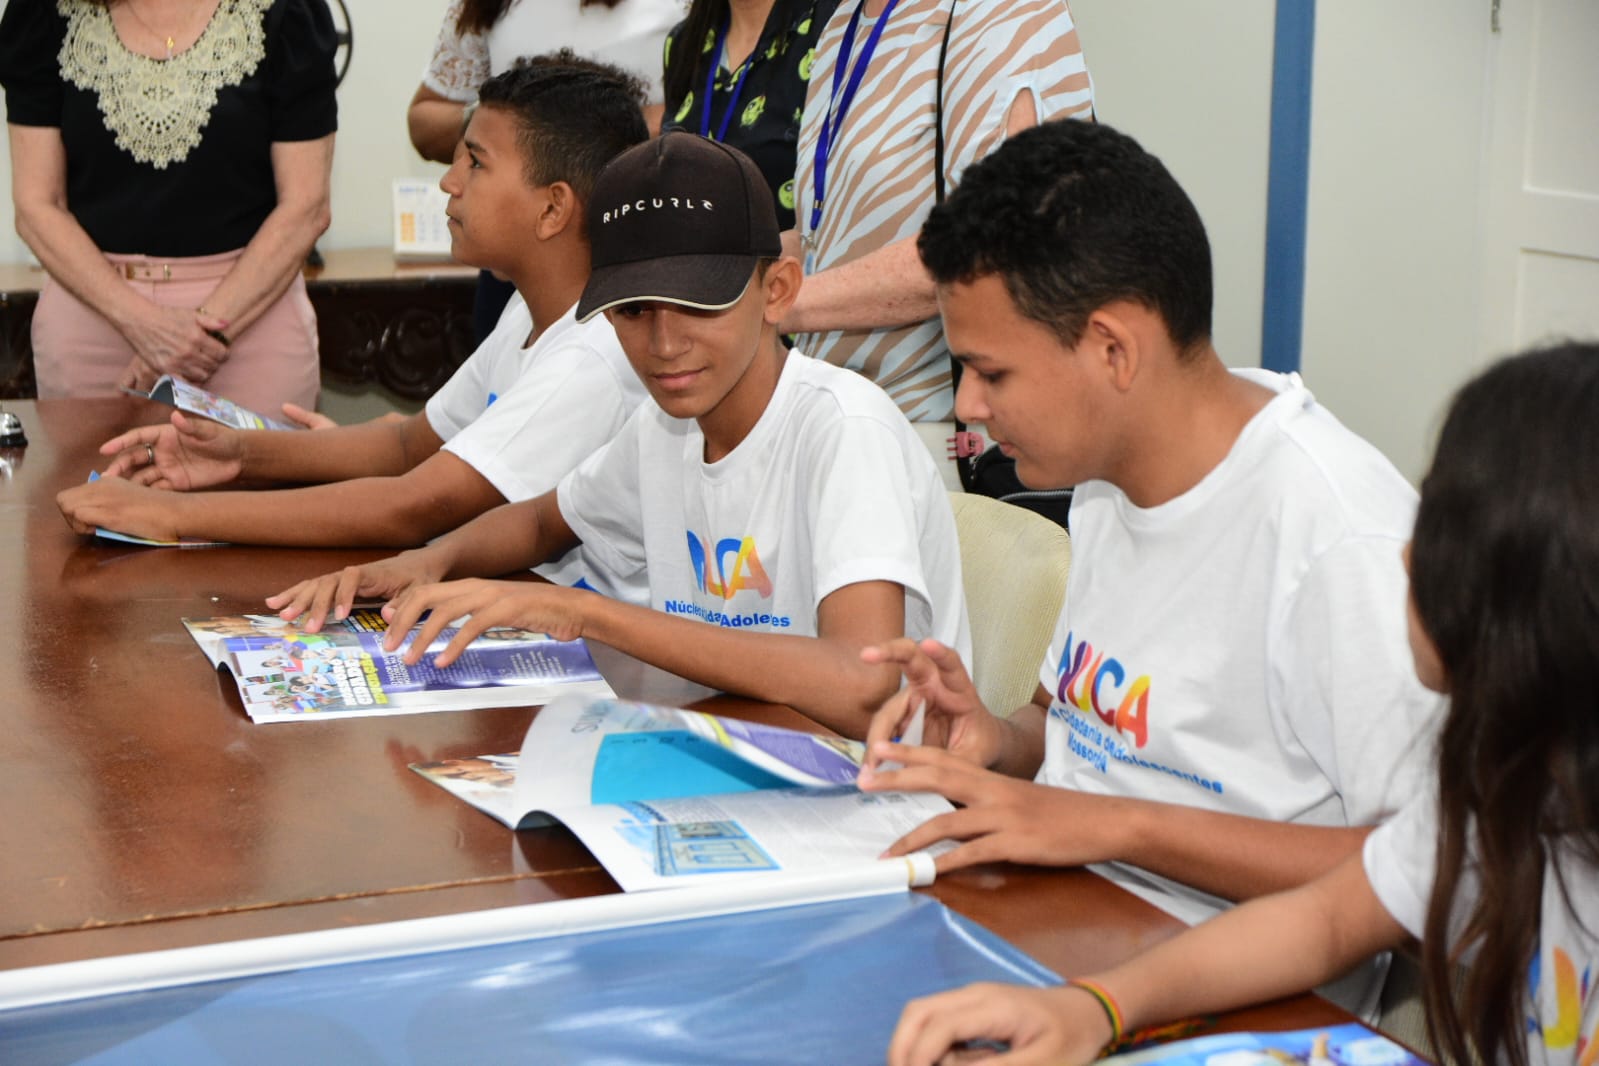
[576,133,784,322]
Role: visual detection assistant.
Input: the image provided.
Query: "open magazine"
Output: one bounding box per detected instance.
[128,375,299,431]
[413,694,953,892]
[1103,1022,1423,1066]
[183,610,614,723]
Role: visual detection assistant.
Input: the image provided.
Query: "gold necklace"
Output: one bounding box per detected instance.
[122,1,203,60]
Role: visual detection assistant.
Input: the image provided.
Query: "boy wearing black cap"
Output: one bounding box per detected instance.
[268,134,970,738]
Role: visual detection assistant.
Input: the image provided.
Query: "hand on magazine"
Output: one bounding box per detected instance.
[99,411,244,490]
[860,638,1004,771]
[858,743,1121,874]
[379,579,593,668]
[57,475,182,541]
[888,982,1111,1066]
[266,549,449,632]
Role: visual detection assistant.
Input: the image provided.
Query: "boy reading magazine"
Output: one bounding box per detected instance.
[57,55,649,593]
[856,120,1442,1018]
[267,134,970,738]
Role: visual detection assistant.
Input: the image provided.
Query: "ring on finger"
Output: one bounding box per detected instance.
[145,444,156,466]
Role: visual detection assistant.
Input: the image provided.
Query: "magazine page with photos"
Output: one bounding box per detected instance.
[413,695,952,892]
[182,611,614,723]
[134,375,299,431]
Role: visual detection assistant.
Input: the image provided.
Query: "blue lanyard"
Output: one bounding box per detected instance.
[699,20,756,143]
[808,0,901,240]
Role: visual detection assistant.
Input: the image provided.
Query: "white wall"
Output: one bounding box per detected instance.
[321,0,450,249]
[1074,0,1497,483]
[0,159,19,265]
[1300,1,1493,481]
[0,0,26,265]
[1068,0,1276,374]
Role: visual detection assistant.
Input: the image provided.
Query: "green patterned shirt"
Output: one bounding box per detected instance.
[663,0,841,230]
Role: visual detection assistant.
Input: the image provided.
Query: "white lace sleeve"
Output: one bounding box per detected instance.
[421,0,489,102]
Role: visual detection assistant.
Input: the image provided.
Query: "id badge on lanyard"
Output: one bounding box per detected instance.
[701,20,755,145]
[805,0,902,276]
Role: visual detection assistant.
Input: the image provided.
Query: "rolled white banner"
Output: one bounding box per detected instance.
[0,855,935,1013]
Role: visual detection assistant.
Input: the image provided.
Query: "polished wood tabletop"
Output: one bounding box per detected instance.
[0,398,1346,1034]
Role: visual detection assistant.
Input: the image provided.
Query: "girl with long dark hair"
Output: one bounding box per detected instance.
[888,341,1599,1066]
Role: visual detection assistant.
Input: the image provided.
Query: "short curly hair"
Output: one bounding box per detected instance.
[476,51,649,209]
[918,120,1213,357]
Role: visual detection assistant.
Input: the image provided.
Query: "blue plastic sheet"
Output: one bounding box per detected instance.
[1,892,1059,1065]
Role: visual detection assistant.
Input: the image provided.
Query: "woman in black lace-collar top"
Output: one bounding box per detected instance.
[0,0,337,414]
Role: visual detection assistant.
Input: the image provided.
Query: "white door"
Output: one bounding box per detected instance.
[1477,0,1599,358]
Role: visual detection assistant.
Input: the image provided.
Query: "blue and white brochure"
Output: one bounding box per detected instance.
[413,695,953,891]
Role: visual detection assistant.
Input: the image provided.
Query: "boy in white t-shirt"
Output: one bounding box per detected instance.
[854,121,1441,1014]
[266,134,971,739]
[57,55,649,583]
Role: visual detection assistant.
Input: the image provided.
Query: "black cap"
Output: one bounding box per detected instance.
[576,133,783,322]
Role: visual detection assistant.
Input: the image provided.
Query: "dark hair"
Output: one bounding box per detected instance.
[475,51,649,211]
[1412,341,1599,1066]
[917,120,1213,356]
[661,0,794,125]
[455,0,623,37]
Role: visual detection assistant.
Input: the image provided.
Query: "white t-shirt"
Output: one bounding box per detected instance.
[557,349,971,665]
[1366,793,1599,1065]
[423,0,680,105]
[424,293,647,590]
[1034,369,1442,1014]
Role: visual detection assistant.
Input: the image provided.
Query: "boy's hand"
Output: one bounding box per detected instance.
[888,983,1111,1066]
[858,744,1118,874]
[57,477,183,541]
[99,411,244,490]
[281,404,409,430]
[279,402,338,430]
[860,638,1004,770]
[265,549,448,632]
[379,580,592,667]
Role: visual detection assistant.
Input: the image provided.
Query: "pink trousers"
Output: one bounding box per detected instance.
[32,248,321,414]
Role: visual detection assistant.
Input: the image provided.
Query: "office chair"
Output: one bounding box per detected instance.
[948,492,1072,717]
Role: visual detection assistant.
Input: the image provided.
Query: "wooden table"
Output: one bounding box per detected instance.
[0,398,1348,1037]
[0,250,477,401]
